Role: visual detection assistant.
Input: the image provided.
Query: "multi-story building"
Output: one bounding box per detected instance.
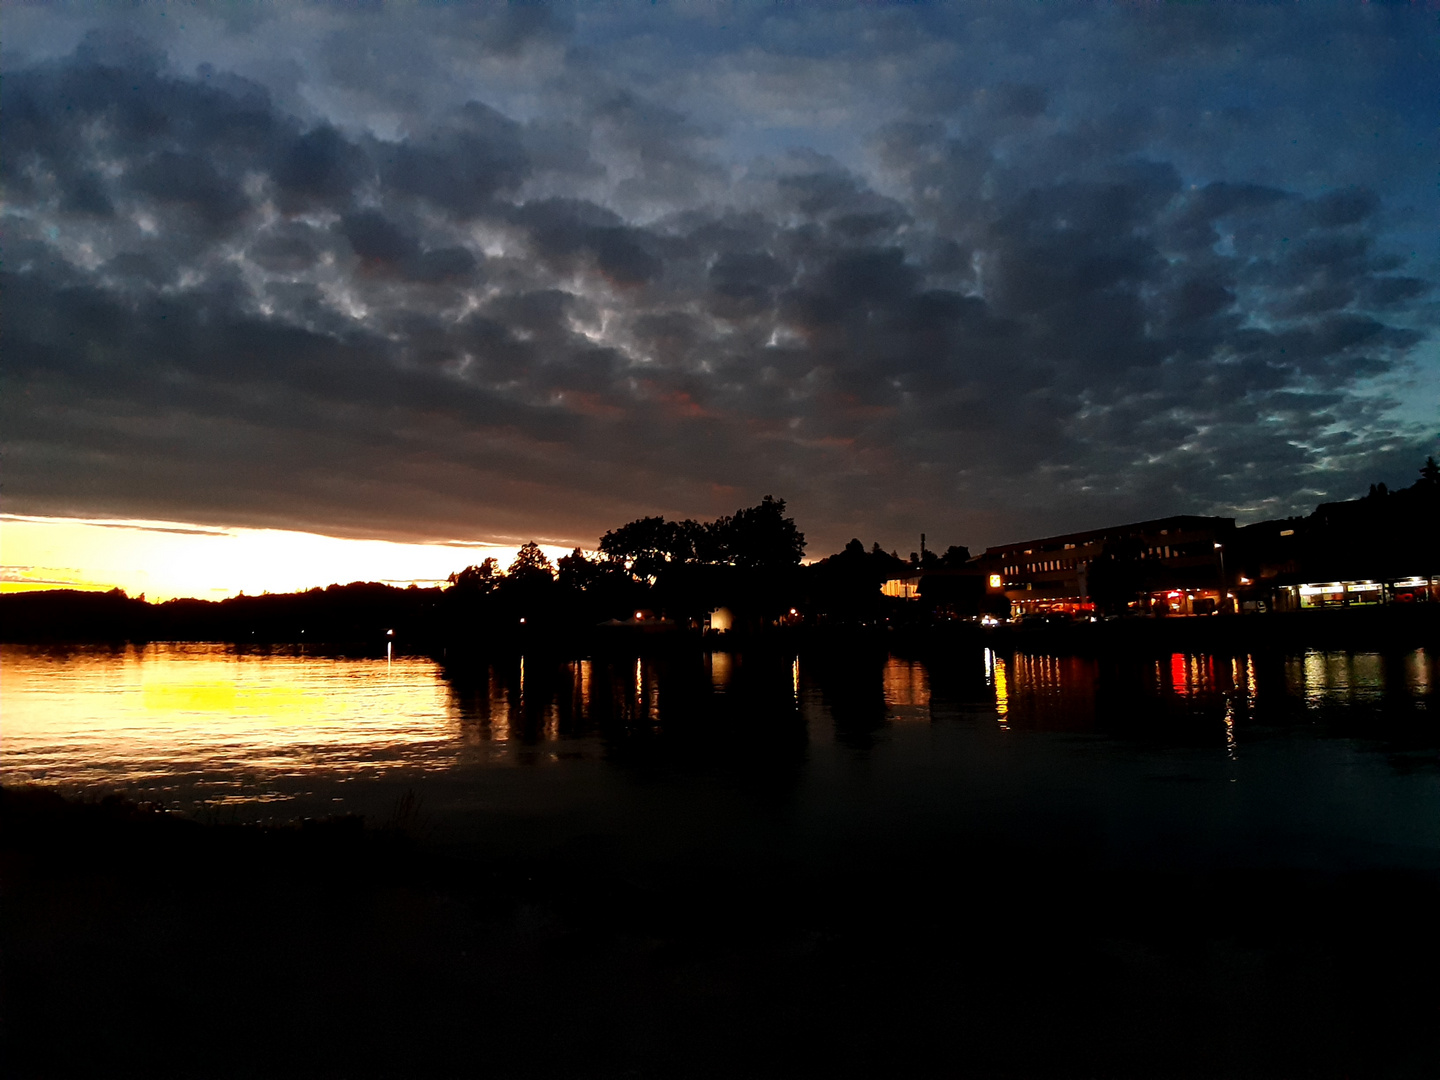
[1230,513,1439,612]
[978,515,1236,618]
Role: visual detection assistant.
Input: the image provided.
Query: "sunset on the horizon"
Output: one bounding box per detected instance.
[3,2,1436,596]
[1,513,571,601]
[4,5,1437,1077]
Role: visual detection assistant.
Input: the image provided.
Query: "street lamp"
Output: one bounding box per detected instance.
[1214,542,1228,612]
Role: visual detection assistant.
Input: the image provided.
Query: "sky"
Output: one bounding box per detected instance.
[3,1,1438,598]
[0,513,566,601]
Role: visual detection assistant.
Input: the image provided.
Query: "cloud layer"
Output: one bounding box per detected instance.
[3,3,1436,554]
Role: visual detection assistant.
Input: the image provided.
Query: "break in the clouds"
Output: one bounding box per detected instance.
[3,2,1437,554]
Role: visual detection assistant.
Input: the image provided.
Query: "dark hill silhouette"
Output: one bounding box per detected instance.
[0,588,151,642]
[0,582,442,645]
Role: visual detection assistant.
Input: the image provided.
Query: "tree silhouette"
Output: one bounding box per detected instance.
[508,541,555,580]
[598,516,704,582]
[805,538,904,623]
[556,548,601,591]
[938,545,971,568]
[447,558,500,594]
[1086,536,1145,616]
[493,542,557,628]
[706,495,805,572]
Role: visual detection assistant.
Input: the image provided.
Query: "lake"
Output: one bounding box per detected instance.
[4,641,1436,873]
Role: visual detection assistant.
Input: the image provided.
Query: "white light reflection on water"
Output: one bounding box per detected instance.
[1409,648,1431,694]
[1287,649,1432,706]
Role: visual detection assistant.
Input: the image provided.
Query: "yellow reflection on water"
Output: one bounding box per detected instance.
[882,657,930,720]
[488,669,512,743]
[991,651,1010,723]
[710,651,733,692]
[984,653,1096,730]
[1301,651,1327,705]
[1,643,456,794]
[1293,650,1390,705]
[142,680,321,716]
[575,659,593,714]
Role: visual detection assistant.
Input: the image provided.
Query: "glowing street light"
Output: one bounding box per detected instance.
[1214,542,1228,609]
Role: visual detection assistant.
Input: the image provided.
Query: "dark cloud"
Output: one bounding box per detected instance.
[130,150,249,229]
[378,102,528,217]
[342,210,421,265]
[1,6,1435,554]
[248,230,324,274]
[511,198,661,285]
[709,251,790,305]
[274,124,369,209]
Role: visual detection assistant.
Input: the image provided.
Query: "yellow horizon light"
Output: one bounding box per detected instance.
[0,514,576,603]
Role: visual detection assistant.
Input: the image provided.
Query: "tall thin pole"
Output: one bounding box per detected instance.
[1214,542,1227,613]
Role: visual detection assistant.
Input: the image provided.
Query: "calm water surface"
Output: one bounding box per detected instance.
[3,642,1436,870]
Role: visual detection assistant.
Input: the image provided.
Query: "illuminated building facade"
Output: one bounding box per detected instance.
[884,488,1435,620]
[978,515,1236,619]
[1230,512,1438,611]
[880,572,923,599]
[1271,576,1437,610]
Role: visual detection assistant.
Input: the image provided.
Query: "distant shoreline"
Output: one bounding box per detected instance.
[4,598,1436,655]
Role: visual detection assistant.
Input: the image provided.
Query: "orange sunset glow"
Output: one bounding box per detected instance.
[0,515,574,602]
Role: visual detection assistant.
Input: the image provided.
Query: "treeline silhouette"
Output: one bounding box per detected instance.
[0,581,443,645]
[1,497,920,644]
[3,462,1437,645]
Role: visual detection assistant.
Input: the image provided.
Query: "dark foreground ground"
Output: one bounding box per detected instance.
[3,786,1437,1079]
